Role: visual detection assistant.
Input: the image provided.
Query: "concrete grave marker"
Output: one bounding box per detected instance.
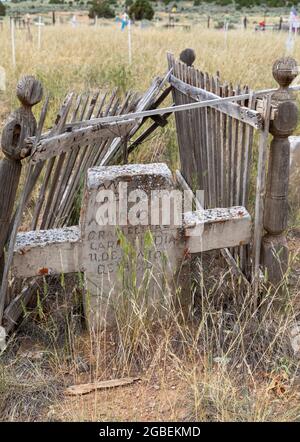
[11,163,252,330]
[80,163,188,328]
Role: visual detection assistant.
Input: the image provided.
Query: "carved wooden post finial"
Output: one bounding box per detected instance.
[1,76,43,160]
[0,76,43,283]
[272,57,298,98]
[179,48,196,67]
[261,57,298,289]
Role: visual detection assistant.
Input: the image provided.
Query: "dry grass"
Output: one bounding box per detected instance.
[0,249,299,422]
[0,22,300,422]
[1,22,300,122]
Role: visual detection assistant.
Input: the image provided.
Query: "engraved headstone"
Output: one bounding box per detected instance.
[80,163,188,329]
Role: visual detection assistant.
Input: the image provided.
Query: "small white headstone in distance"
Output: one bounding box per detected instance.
[0,66,6,92]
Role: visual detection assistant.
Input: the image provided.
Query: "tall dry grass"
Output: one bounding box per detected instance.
[0,248,299,421]
[0,21,299,422]
[1,21,299,121]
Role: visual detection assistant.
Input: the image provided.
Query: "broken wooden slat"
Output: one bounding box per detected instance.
[45,92,99,228]
[99,76,168,166]
[65,377,141,396]
[205,72,215,208]
[169,74,263,129]
[29,120,136,164]
[242,93,256,208]
[86,91,100,120]
[39,94,75,229]
[209,75,217,207]
[220,83,228,206]
[3,280,38,332]
[199,70,209,208]
[32,94,82,230]
[96,92,108,118]
[167,54,189,188]
[214,76,222,206]
[237,86,250,272]
[79,93,90,121]
[252,95,272,289]
[233,85,241,208]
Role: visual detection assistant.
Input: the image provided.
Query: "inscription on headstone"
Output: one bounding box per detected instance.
[80,164,188,329]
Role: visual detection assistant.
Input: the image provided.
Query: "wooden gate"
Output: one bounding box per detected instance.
[167,51,274,280]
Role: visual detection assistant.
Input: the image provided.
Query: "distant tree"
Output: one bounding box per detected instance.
[216,0,232,6]
[88,0,115,19]
[129,0,154,20]
[0,1,6,17]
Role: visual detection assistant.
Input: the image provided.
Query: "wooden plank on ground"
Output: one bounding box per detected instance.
[65,377,141,396]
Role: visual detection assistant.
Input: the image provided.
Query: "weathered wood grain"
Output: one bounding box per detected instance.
[0,86,46,323]
[0,76,43,318]
[169,74,263,129]
[29,119,136,164]
[252,95,272,290]
[261,58,299,288]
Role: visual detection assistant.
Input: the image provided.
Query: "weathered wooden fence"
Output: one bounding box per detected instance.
[0,74,170,330]
[167,49,298,285]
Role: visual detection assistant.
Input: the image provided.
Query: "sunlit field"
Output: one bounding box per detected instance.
[1,21,300,119]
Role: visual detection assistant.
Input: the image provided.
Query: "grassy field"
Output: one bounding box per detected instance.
[1,21,300,113]
[0,20,300,422]
[1,20,300,160]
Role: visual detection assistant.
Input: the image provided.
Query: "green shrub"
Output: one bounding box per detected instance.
[88,0,115,19]
[0,1,5,17]
[129,0,154,20]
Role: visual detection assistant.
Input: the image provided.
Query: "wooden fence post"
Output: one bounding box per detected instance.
[261,57,298,287]
[0,76,43,282]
